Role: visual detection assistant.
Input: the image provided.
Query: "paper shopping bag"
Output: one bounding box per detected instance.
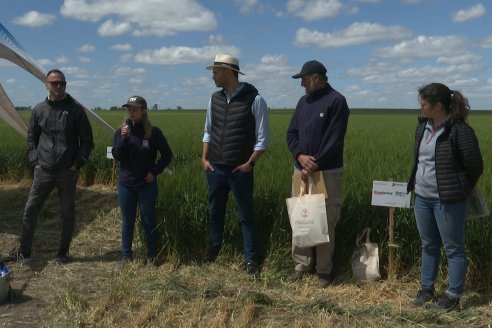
[286,178,329,248]
[351,228,381,282]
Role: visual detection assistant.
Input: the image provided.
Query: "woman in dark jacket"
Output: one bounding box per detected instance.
[112,96,172,269]
[407,83,483,311]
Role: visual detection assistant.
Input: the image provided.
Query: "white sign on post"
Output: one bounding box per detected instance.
[106,146,113,159]
[371,181,411,208]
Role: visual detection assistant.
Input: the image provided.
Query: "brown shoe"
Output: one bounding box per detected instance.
[318,273,332,288]
[286,270,304,282]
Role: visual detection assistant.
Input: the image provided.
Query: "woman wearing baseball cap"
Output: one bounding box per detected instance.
[112,96,173,269]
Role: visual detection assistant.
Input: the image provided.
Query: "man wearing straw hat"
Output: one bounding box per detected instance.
[201,54,269,277]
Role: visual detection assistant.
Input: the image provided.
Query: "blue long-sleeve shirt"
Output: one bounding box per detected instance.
[286,84,349,170]
[112,122,172,187]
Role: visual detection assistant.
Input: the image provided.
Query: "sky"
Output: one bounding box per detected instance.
[1,0,491,110]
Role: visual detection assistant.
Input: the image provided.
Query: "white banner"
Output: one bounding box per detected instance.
[0,23,115,135]
[371,181,411,208]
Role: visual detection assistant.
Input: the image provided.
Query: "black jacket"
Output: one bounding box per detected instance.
[27,94,94,169]
[408,117,483,202]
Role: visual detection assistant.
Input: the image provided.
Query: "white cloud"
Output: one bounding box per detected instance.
[134,45,241,65]
[111,43,133,51]
[79,56,91,63]
[59,66,90,80]
[481,35,492,48]
[453,78,480,86]
[78,44,96,52]
[12,11,56,27]
[294,22,411,48]
[208,34,224,45]
[374,35,469,58]
[114,66,147,77]
[119,53,134,63]
[56,55,70,64]
[436,52,481,65]
[287,0,343,21]
[6,79,15,84]
[235,0,258,14]
[60,0,217,37]
[98,20,132,36]
[129,77,145,84]
[37,58,55,66]
[452,3,485,22]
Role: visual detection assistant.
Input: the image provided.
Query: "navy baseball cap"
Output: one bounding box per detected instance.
[292,60,327,79]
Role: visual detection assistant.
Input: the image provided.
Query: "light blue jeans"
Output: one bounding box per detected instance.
[414,195,468,296]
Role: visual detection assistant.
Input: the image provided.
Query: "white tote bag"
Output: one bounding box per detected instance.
[467,185,490,220]
[351,227,381,282]
[286,177,329,248]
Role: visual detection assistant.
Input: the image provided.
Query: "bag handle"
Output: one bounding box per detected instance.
[356,227,371,247]
[299,175,318,196]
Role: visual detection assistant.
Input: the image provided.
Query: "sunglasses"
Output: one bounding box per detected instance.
[47,81,67,87]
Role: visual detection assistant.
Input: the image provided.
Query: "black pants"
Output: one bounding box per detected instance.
[19,167,79,256]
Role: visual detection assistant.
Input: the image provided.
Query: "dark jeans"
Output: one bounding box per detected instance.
[206,164,257,263]
[20,167,79,256]
[118,181,158,260]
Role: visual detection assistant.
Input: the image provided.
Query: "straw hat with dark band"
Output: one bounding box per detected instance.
[206,54,245,75]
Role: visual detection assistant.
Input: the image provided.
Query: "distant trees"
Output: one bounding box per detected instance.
[152,104,158,110]
[15,106,31,111]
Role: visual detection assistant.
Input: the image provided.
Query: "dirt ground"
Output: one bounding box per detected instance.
[1,182,491,327]
[0,182,121,327]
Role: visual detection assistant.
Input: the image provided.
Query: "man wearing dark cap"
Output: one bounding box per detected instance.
[286,60,350,287]
[201,54,270,277]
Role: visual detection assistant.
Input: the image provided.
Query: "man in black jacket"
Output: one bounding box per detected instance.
[286,60,349,287]
[6,69,93,264]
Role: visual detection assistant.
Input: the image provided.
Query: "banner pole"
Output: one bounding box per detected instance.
[388,206,395,281]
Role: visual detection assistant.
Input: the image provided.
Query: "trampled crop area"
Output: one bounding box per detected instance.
[0,109,490,326]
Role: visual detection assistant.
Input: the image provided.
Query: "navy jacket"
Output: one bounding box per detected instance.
[286,84,349,170]
[112,123,172,187]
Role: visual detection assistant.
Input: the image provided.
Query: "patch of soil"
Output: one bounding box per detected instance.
[0,182,121,327]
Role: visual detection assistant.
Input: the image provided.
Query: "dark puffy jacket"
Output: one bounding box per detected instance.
[27,94,94,169]
[408,117,483,202]
[208,83,258,167]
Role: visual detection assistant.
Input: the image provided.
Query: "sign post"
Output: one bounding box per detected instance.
[371,180,411,281]
[107,146,116,185]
